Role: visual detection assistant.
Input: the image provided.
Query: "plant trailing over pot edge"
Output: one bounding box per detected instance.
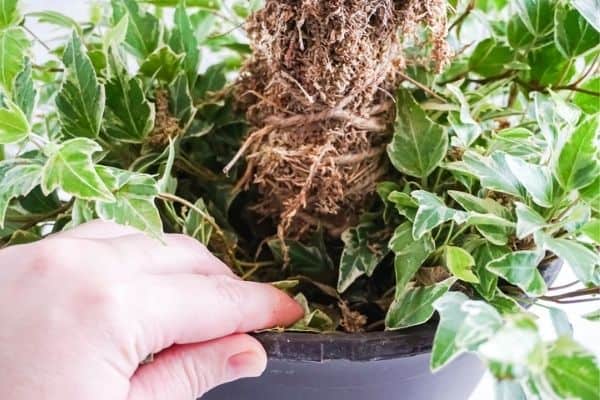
[0,0,598,398]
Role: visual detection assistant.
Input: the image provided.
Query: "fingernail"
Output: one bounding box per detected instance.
[226,351,266,380]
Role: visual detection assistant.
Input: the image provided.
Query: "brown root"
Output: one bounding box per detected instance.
[232,0,449,238]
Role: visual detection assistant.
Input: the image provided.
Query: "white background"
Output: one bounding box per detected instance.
[22,1,599,398]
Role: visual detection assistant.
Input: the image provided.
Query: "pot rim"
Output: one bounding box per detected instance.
[254,258,563,363]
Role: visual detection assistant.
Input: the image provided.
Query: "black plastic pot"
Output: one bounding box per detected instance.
[203,259,562,400]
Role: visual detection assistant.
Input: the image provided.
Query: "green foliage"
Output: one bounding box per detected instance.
[1,1,598,397]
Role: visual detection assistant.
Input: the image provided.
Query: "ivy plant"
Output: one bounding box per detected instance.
[0,0,598,399]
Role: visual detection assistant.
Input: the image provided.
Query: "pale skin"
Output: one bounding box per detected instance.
[0,220,304,400]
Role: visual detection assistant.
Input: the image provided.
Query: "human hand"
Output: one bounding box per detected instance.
[0,220,303,400]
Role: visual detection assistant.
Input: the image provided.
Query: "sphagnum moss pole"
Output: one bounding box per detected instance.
[225,0,449,240]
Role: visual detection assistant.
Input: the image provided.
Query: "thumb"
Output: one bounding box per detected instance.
[128,334,267,400]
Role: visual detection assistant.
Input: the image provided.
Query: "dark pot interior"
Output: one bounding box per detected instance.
[202,259,563,400]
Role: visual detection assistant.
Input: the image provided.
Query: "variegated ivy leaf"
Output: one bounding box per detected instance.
[56,32,105,139]
[0,27,30,95]
[449,190,510,218]
[555,4,600,58]
[288,293,335,333]
[388,222,435,292]
[544,337,600,400]
[580,218,600,244]
[448,151,525,198]
[387,190,418,221]
[169,0,200,87]
[580,175,600,212]
[168,72,196,129]
[41,138,115,202]
[556,116,600,192]
[139,46,184,83]
[0,98,29,144]
[387,91,448,179]
[466,213,515,246]
[472,243,509,300]
[183,198,213,246]
[486,251,547,297]
[95,166,163,238]
[478,315,544,377]
[431,292,503,371]
[103,15,129,53]
[571,0,600,32]
[386,278,455,330]
[104,52,155,143]
[111,0,161,59]
[0,160,43,228]
[446,84,482,148]
[0,0,21,28]
[537,232,599,285]
[13,59,36,122]
[411,190,468,240]
[337,217,390,293]
[505,154,556,208]
[515,202,547,239]
[26,11,83,36]
[445,246,479,283]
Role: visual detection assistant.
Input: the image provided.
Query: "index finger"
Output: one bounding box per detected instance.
[128,274,304,361]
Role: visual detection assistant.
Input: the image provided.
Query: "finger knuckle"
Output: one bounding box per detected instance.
[212,276,245,308]
[28,238,81,275]
[180,352,214,397]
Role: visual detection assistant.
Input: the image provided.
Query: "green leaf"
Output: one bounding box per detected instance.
[0,161,43,228]
[411,191,468,239]
[103,15,129,52]
[139,46,184,83]
[489,127,542,159]
[13,59,36,122]
[555,5,600,58]
[104,55,155,142]
[466,213,515,246]
[0,98,29,144]
[41,138,115,202]
[0,0,20,28]
[169,72,196,128]
[472,243,509,300]
[0,27,30,95]
[573,77,600,114]
[388,191,418,221]
[516,0,556,35]
[183,198,213,245]
[445,246,479,283]
[505,154,555,208]
[516,202,547,239]
[56,32,105,139]
[556,116,600,192]
[571,0,600,32]
[95,167,162,238]
[388,222,435,293]
[169,0,200,86]
[549,307,573,337]
[580,219,600,244]
[446,84,482,147]
[469,38,514,77]
[26,11,83,36]
[448,151,524,198]
[337,219,390,293]
[449,191,510,217]
[486,251,547,297]
[545,337,600,400]
[582,309,600,321]
[431,292,503,371]
[538,234,599,285]
[289,293,335,333]
[386,278,454,330]
[112,0,161,59]
[268,239,335,282]
[580,176,600,212]
[387,91,448,179]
